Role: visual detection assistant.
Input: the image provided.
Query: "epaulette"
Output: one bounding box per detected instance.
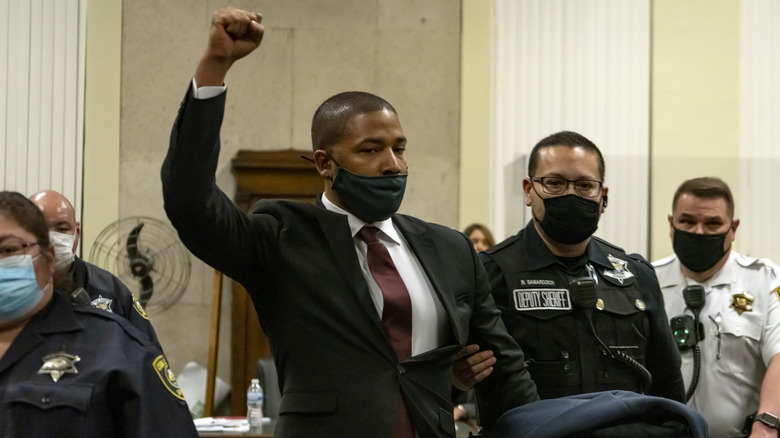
[484,234,520,255]
[72,304,152,347]
[651,254,676,268]
[734,252,763,269]
[591,235,626,253]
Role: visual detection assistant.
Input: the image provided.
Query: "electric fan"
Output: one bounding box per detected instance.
[88,216,191,313]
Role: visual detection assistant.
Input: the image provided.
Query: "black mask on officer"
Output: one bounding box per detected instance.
[673,228,730,272]
[535,194,601,245]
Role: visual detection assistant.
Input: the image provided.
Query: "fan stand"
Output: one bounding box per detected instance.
[204,270,223,417]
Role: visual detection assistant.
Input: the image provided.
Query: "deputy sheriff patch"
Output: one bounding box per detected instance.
[131,293,149,320]
[513,288,572,311]
[603,254,634,285]
[90,295,113,313]
[153,355,186,400]
[730,292,754,315]
[774,286,780,303]
[38,351,80,382]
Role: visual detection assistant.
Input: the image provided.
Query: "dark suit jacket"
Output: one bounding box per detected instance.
[161,88,538,437]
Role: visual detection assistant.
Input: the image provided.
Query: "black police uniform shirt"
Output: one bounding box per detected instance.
[0,292,197,438]
[479,221,685,402]
[70,256,161,348]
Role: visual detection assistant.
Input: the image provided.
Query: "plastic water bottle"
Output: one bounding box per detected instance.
[246,378,264,428]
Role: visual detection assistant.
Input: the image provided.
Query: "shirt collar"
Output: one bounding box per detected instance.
[321,193,401,244]
[523,221,563,270]
[698,251,735,288]
[523,221,607,271]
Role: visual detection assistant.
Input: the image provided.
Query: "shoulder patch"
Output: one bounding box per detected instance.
[774,286,780,304]
[153,355,186,401]
[131,293,150,320]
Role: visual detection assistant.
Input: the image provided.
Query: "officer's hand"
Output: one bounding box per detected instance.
[195,7,264,86]
[452,344,496,391]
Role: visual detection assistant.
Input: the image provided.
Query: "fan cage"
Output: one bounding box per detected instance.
[88,216,190,313]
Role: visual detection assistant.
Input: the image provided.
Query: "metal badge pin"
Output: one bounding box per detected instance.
[38,352,80,382]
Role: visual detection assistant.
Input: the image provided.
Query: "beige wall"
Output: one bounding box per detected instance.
[459,0,492,233]
[83,1,121,257]
[649,0,740,260]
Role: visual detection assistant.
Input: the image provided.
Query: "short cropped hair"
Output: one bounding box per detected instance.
[311,91,397,152]
[527,131,605,181]
[672,177,735,218]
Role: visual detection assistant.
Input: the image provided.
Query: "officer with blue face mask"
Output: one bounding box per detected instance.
[458,131,684,404]
[0,191,197,437]
[29,190,160,347]
[653,177,780,437]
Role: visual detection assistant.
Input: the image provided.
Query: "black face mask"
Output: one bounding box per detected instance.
[673,228,729,272]
[536,194,601,244]
[330,160,407,223]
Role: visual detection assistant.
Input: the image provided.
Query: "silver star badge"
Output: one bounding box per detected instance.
[90,295,114,313]
[38,352,80,382]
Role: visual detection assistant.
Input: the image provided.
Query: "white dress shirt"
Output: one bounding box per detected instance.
[321,194,448,357]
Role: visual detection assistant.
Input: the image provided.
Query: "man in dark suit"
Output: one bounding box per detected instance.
[161,7,537,438]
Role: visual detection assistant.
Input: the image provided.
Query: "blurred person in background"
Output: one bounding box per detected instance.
[464,223,495,253]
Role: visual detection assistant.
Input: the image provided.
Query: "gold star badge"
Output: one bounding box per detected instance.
[38,352,80,382]
[730,292,754,315]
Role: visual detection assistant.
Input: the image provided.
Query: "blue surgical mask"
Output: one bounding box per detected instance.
[0,255,45,324]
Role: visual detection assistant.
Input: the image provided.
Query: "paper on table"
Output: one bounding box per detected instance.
[194,416,270,432]
[194,417,249,432]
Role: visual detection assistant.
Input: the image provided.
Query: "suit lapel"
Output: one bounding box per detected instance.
[393,216,460,343]
[314,204,392,357]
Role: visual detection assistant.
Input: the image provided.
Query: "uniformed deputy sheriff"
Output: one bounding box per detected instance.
[29,190,161,347]
[0,191,197,437]
[458,131,685,404]
[653,177,780,437]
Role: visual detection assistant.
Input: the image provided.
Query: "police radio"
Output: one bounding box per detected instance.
[569,277,653,392]
[670,284,706,402]
[70,287,90,306]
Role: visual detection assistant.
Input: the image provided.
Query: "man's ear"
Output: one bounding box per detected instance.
[74,221,82,254]
[312,149,332,179]
[599,186,609,213]
[522,178,533,206]
[731,218,740,234]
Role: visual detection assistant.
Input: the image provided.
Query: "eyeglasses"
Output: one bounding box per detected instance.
[0,240,40,260]
[532,177,603,198]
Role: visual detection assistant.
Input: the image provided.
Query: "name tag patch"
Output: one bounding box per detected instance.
[513,288,572,311]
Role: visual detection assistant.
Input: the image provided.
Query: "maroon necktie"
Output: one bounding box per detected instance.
[357,226,414,438]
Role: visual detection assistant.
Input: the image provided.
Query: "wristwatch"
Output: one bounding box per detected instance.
[754,412,780,430]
